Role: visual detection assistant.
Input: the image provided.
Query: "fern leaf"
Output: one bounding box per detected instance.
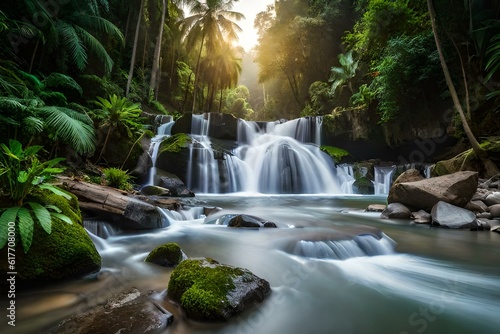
[38,184,72,200]
[28,202,52,234]
[51,212,73,225]
[0,207,20,249]
[17,207,34,253]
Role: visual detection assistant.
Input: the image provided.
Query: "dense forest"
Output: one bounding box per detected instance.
[0,0,499,173]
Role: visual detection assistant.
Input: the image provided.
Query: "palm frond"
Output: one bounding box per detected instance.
[73,25,114,73]
[38,106,96,154]
[43,72,83,96]
[57,21,87,71]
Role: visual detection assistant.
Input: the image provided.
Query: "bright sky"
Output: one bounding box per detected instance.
[232,0,274,51]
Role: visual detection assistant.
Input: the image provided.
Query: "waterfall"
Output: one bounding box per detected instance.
[146,117,174,186]
[184,115,341,194]
[291,233,396,260]
[374,166,396,195]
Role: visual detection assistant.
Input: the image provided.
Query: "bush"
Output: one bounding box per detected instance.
[103,168,133,191]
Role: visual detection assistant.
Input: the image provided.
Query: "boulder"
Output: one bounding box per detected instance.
[380,203,412,219]
[392,169,424,185]
[158,172,195,197]
[51,289,173,333]
[167,258,270,322]
[0,191,101,285]
[140,185,170,196]
[465,200,488,213]
[431,201,479,229]
[489,204,500,218]
[484,192,500,206]
[388,171,478,210]
[145,243,186,267]
[228,214,278,228]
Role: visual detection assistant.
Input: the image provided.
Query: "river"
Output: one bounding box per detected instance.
[7,194,500,334]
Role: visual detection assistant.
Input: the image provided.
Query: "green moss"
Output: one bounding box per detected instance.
[320,145,350,162]
[145,242,183,267]
[31,188,82,225]
[0,190,101,284]
[167,258,245,321]
[159,133,191,154]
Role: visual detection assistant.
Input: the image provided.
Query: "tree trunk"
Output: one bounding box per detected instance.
[192,34,206,113]
[126,0,145,97]
[149,0,167,98]
[427,0,499,177]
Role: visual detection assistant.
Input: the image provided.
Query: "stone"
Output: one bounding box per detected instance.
[484,192,500,206]
[140,185,171,196]
[366,204,386,212]
[472,188,490,201]
[491,225,500,233]
[159,172,195,197]
[167,258,270,322]
[227,214,278,228]
[489,204,500,218]
[431,201,478,229]
[145,243,186,267]
[388,171,478,211]
[51,289,173,333]
[476,212,492,219]
[465,200,488,213]
[392,169,424,185]
[411,210,432,224]
[380,203,412,219]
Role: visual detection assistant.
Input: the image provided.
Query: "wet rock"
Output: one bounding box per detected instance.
[431,201,478,229]
[484,192,500,206]
[392,168,424,185]
[167,258,270,322]
[489,204,500,218]
[140,185,171,196]
[476,212,492,219]
[465,200,488,213]
[159,172,195,197]
[227,214,278,228]
[51,289,173,334]
[388,171,478,211]
[472,188,490,201]
[145,243,186,267]
[380,203,411,219]
[491,225,500,233]
[366,204,386,212]
[411,210,432,224]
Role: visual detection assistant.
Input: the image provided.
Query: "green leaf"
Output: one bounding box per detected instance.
[17,171,29,183]
[51,212,73,225]
[28,202,51,234]
[17,207,34,253]
[39,184,72,199]
[0,207,20,249]
[45,204,62,213]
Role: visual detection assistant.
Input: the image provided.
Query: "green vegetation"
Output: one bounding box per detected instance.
[321,145,350,163]
[103,167,134,191]
[167,258,246,321]
[159,133,192,154]
[0,140,73,253]
[145,242,184,267]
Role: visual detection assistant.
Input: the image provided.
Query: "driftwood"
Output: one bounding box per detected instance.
[58,177,177,230]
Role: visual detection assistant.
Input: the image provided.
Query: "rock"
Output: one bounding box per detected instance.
[145,243,186,267]
[51,289,173,334]
[465,200,488,213]
[140,185,171,196]
[476,212,492,219]
[167,258,270,322]
[411,210,432,224]
[484,192,500,206]
[0,191,101,286]
[228,214,278,228]
[388,171,478,211]
[366,204,386,212]
[491,225,500,233]
[489,204,500,218]
[472,188,490,201]
[431,201,478,229]
[380,203,412,219]
[392,169,424,185]
[353,176,374,194]
[477,220,491,230]
[158,172,195,197]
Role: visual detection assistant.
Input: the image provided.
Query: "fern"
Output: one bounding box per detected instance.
[43,72,83,96]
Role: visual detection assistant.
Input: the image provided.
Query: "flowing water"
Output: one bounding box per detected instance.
[5,116,500,334]
[6,195,500,334]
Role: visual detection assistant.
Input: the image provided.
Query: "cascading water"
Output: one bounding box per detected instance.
[146,115,175,185]
[374,165,396,195]
[184,115,341,194]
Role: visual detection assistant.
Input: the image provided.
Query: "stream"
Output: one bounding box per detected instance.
[7,194,500,334]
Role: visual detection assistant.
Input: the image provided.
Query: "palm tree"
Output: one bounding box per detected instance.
[180,0,244,112]
[150,0,168,97]
[126,0,146,97]
[329,50,359,97]
[93,94,143,162]
[427,0,499,177]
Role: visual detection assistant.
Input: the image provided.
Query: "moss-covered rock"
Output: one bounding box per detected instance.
[0,190,101,286]
[145,243,184,267]
[167,258,270,322]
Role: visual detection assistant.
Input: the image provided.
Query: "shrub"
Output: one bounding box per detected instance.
[103,167,133,191]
